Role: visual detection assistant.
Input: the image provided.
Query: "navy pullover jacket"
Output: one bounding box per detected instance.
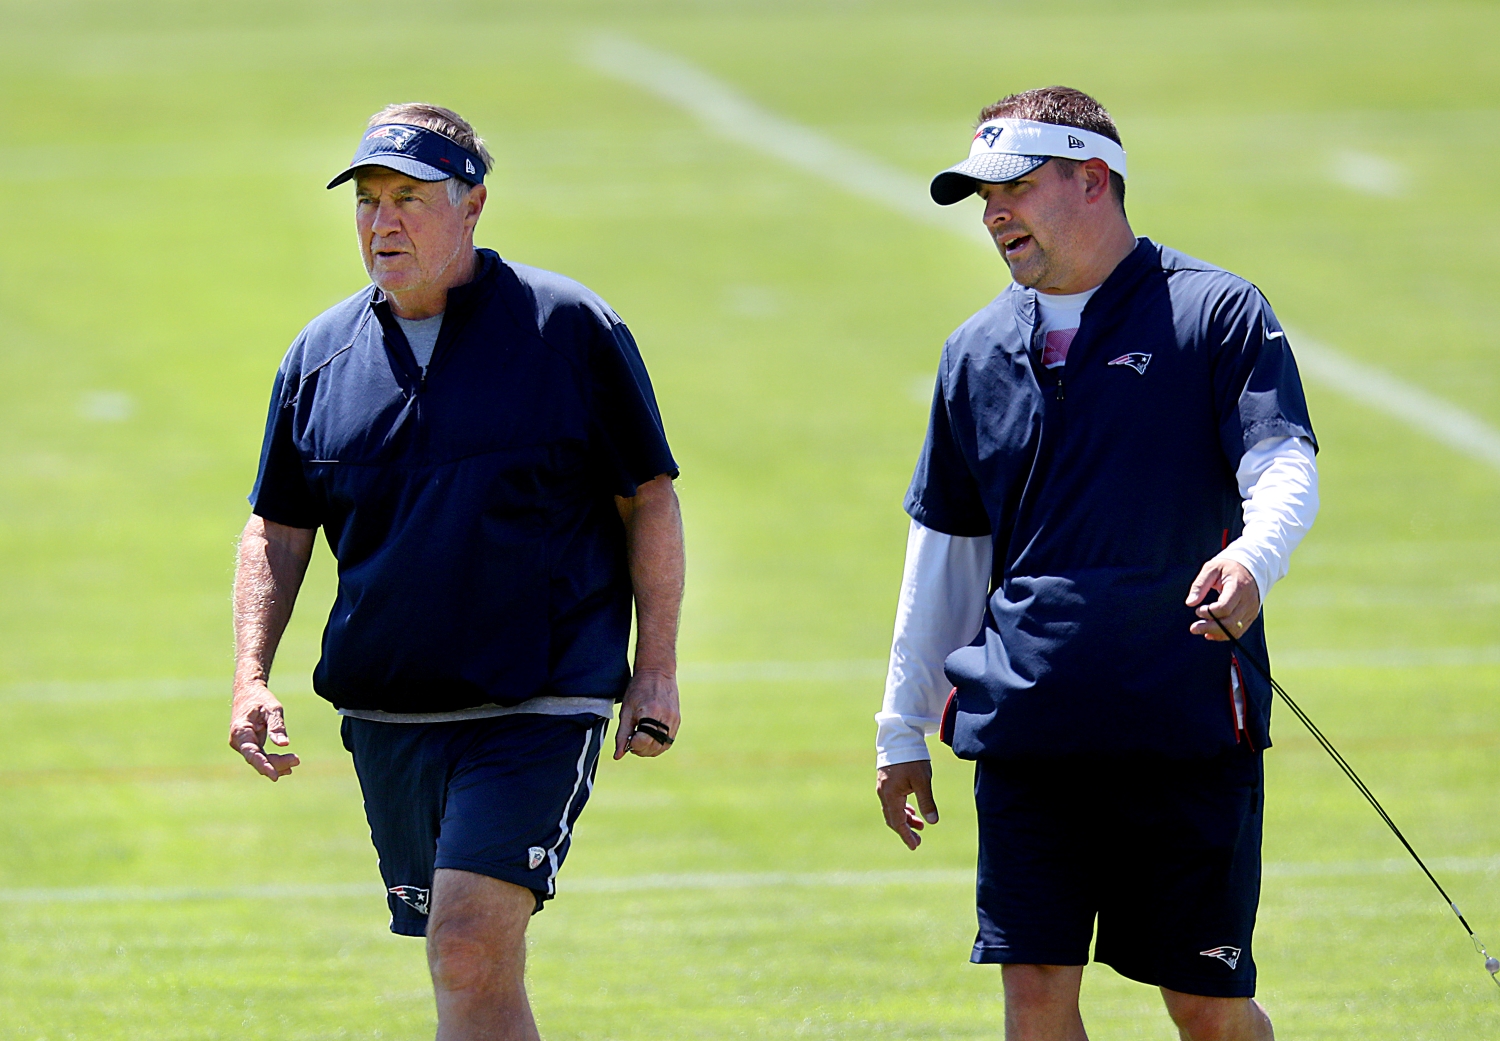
[250,249,678,714]
[908,238,1316,760]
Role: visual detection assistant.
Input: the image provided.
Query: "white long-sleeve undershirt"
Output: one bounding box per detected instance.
[874,436,1319,768]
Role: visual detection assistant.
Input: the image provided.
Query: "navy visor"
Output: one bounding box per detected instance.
[327,123,486,189]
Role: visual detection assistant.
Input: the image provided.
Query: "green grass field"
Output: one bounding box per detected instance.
[3,1,1499,1037]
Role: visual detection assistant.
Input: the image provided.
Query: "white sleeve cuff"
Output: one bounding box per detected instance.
[874,712,934,768]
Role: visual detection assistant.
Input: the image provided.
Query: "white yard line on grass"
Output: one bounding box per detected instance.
[582,35,1500,478]
[13,858,1500,904]
[1285,330,1500,473]
[582,35,987,248]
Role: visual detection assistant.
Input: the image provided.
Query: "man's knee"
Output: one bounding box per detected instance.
[428,914,516,993]
[1162,990,1268,1040]
[426,872,533,995]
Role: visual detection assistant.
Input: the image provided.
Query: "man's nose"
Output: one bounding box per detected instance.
[370,200,402,235]
[983,196,1011,228]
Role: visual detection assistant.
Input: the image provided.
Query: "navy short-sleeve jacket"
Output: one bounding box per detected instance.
[907,238,1316,760]
[250,249,678,714]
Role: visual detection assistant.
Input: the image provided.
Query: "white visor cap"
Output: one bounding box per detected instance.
[930,118,1127,205]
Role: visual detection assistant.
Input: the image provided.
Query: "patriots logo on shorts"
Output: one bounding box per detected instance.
[975,125,1005,147]
[1107,352,1152,375]
[366,125,420,151]
[388,884,430,915]
[1199,945,1241,969]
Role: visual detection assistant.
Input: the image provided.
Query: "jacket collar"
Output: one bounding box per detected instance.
[368,247,499,325]
[1014,236,1159,327]
[1085,236,1159,314]
[367,249,501,385]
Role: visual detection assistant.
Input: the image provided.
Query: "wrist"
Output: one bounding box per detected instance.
[1218,545,1267,602]
[876,746,932,770]
[232,665,271,694]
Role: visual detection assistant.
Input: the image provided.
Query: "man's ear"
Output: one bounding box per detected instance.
[464,184,487,229]
[1081,158,1113,204]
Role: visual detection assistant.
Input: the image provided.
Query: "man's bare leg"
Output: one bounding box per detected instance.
[427,868,540,1041]
[1161,989,1274,1041]
[1002,964,1088,1041]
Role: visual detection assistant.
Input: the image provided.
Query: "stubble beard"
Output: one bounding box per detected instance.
[1002,249,1050,290]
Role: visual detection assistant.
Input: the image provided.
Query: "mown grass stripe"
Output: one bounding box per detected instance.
[4,648,1498,703]
[12,858,1499,904]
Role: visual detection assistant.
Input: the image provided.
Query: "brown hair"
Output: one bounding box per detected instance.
[979,86,1125,208]
[367,102,495,174]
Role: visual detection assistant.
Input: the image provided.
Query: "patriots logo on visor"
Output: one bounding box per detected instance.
[975,125,1005,147]
[1199,945,1242,970]
[365,125,420,151]
[1107,352,1152,375]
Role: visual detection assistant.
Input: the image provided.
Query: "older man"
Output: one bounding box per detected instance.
[229,103,683,1040]
[876,87,1319,1040]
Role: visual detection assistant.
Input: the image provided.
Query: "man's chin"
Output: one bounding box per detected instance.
[1003,261,1043,289]
[370,266,420,294]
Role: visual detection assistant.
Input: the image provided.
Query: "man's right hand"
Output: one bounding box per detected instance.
[877,759,940,851]
[229,681,300,781]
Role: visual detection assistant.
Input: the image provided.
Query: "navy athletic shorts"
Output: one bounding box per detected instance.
[971,746,1263,998]
[341,712,608,937]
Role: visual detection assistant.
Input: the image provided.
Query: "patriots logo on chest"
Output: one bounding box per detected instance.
[1106,352,1152,375]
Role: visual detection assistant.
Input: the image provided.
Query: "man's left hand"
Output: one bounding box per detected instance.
[1186,556,1261,641]
[614,668,680,760]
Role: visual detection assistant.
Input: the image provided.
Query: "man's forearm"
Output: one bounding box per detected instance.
[618,475,684,675]
[1223,436,1319,599]
[877,520,992,767]
[233,515,316,688]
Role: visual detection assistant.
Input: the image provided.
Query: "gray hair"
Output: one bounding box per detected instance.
[444,176,478,208]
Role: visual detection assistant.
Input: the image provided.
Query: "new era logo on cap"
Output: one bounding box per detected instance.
[465,158,476,175]
[1067,134,1085,148]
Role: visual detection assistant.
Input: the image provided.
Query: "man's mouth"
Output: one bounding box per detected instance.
[1001,234,1033,257]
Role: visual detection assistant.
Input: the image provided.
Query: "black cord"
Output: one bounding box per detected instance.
[631,717,674,747]
[1210,614,1500,985]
